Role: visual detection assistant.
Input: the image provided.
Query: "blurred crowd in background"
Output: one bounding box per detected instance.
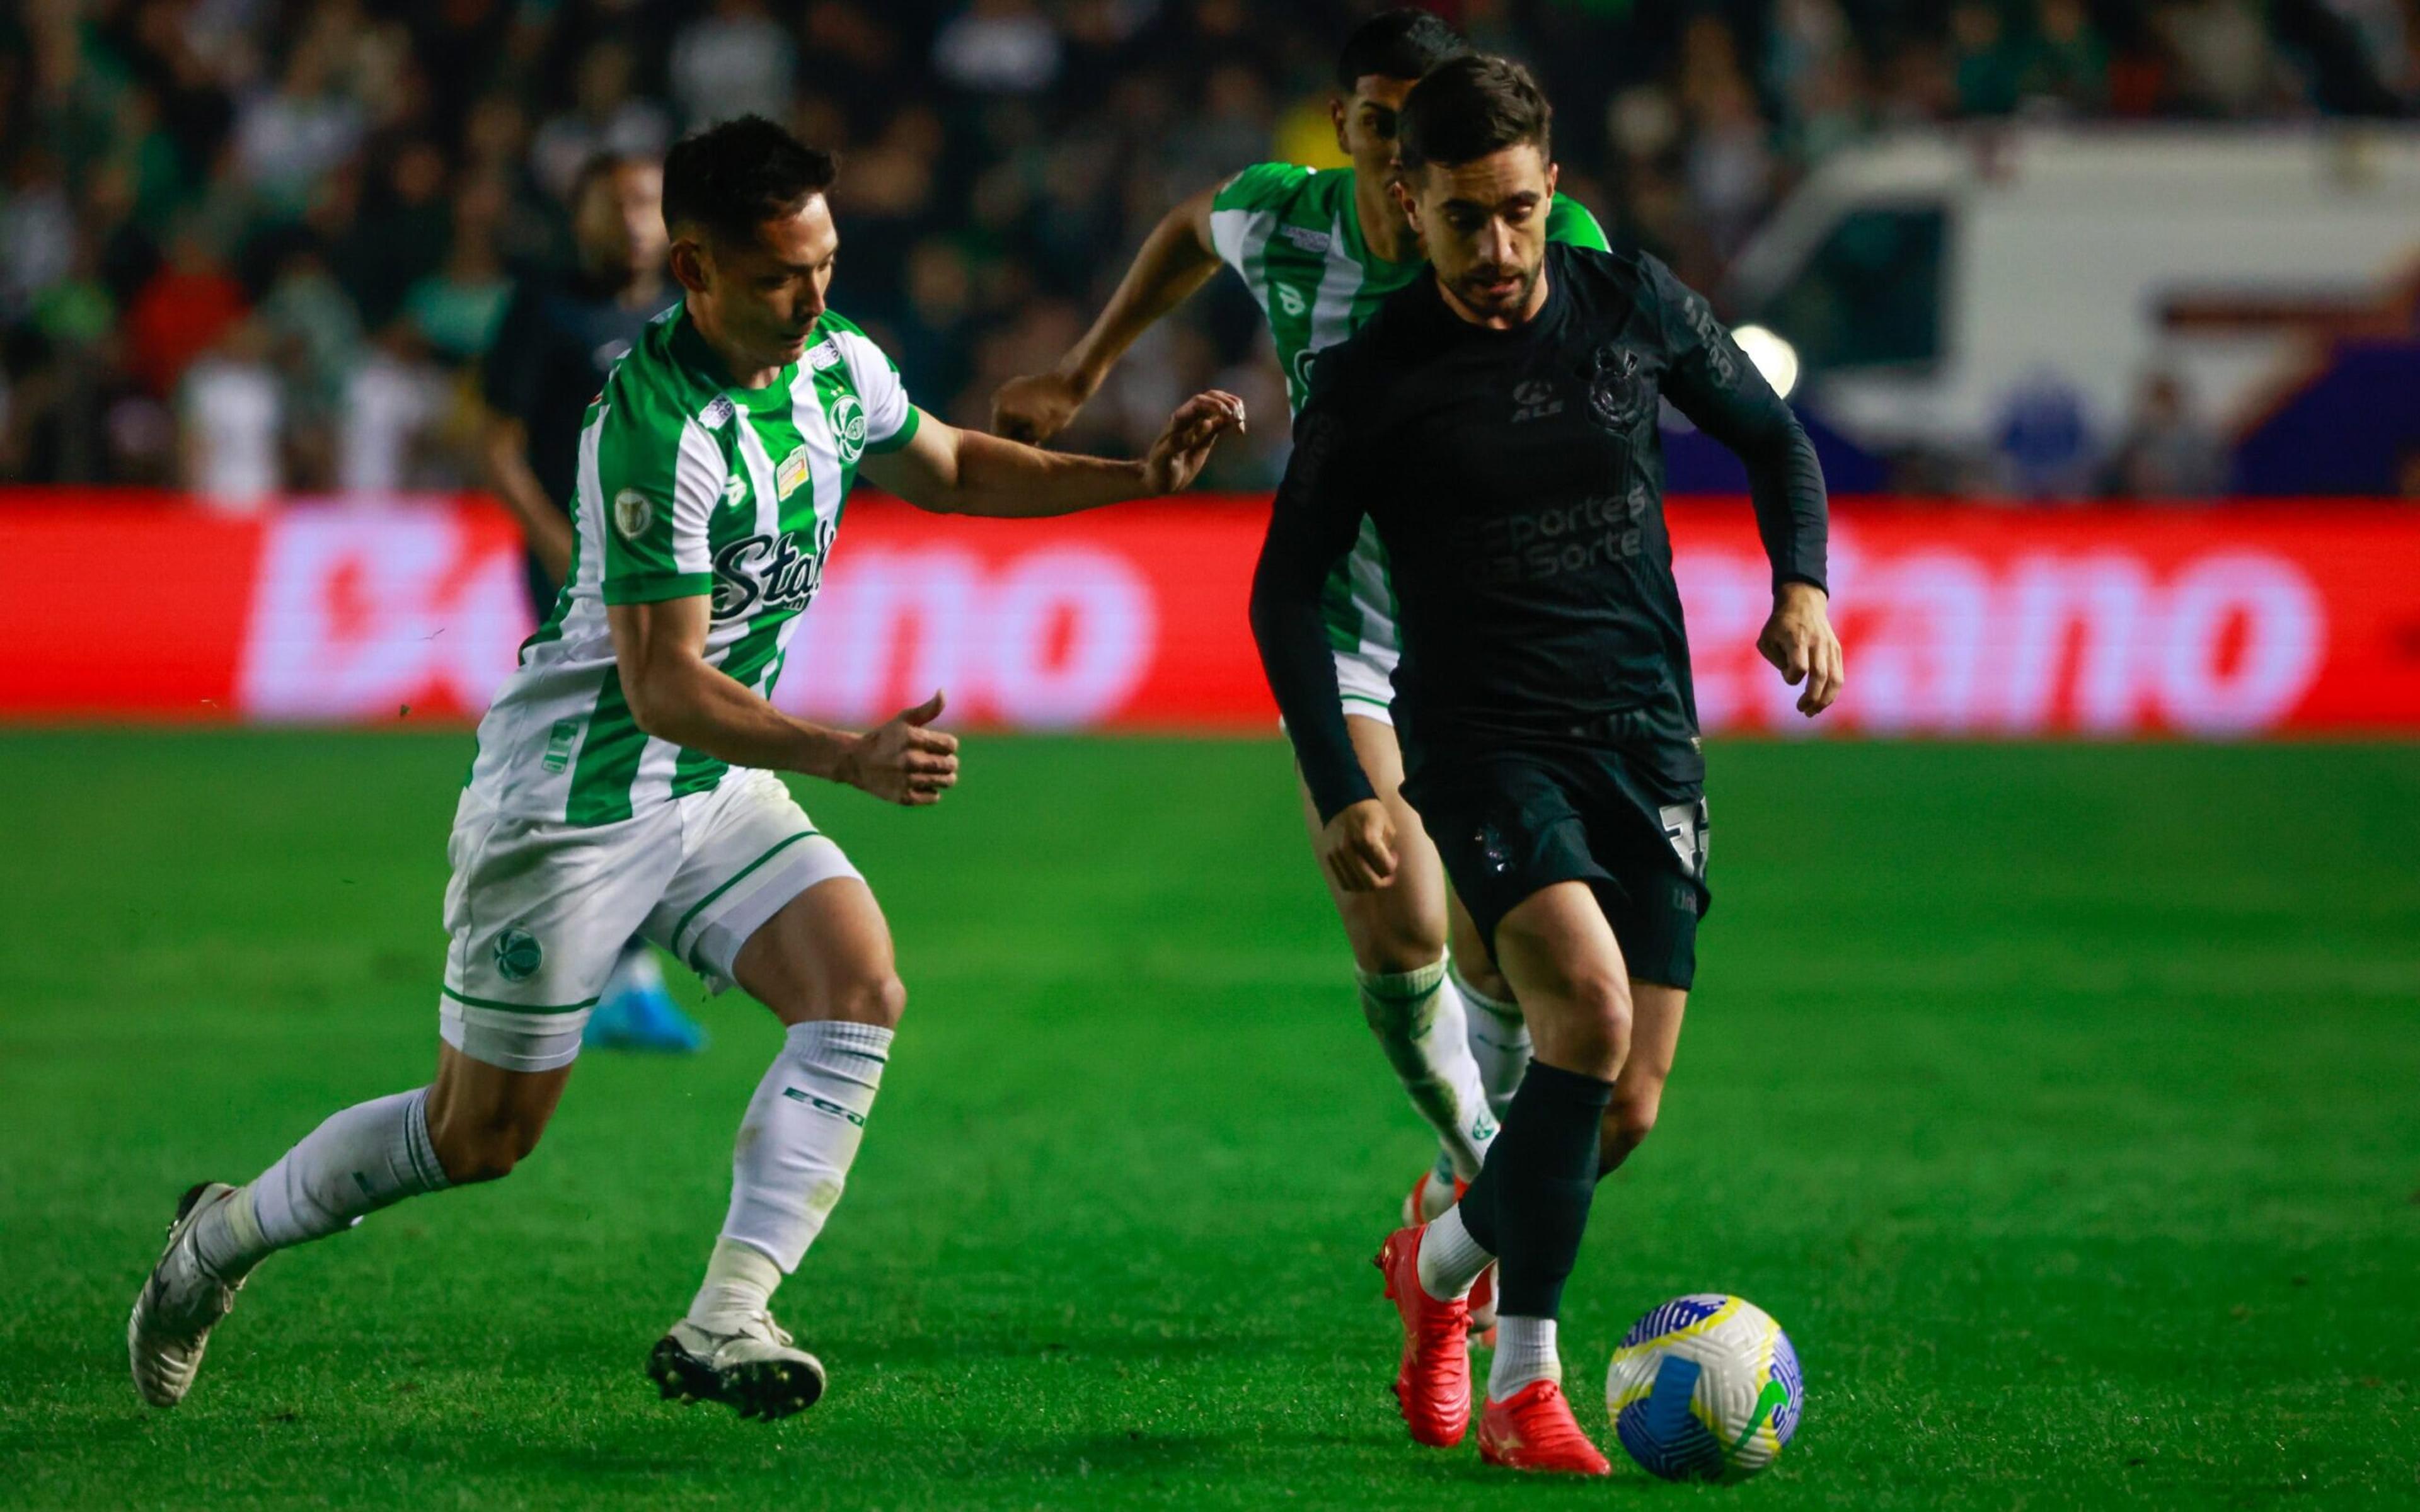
[5,0,2417,503]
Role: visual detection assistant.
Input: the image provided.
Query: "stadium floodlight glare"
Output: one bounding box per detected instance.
[1730,324,1799,399]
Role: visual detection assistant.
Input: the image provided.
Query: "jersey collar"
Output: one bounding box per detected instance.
[667,305,805,413]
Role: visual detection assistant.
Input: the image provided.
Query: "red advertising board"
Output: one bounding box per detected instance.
[2,491,2416,735]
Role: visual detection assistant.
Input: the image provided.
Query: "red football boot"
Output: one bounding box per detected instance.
[1400,1172,1498,1348]
[1372,1223,1471,1447]
[1477,1378,1613,1475]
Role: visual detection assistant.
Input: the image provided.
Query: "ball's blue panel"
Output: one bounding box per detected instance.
[1770,1327,1804,1447]
[1616,1351,1724,1480]
[1618,1293,1726,1349]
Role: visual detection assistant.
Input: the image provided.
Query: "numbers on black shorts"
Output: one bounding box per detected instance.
[1659,799,1710,881]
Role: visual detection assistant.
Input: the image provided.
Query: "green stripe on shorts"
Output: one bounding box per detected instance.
[441,985,604,1015]
[672,828,822,969]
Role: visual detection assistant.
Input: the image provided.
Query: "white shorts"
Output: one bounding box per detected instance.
[438,768,861,1072]
[1334,645,1398,727]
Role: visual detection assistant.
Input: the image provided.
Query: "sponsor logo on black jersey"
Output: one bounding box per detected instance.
[1465,491,1647,585]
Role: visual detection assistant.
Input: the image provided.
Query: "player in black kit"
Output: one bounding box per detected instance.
[1250,57,1843,1475]
[479,152,701,1054]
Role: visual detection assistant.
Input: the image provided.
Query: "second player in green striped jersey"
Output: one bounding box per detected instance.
[1204,161,1605,667]
[993,154,1603,682]
[1207,162,1605,410]
[989,14,1557,1246]
[470,305,919,827]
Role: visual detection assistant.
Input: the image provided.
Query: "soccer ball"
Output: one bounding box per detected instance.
[1605,1294,1802,1482]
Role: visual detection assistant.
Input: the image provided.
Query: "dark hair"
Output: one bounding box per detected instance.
[568,150,655,210]
[1334,7,1466,92]
[1397,54,1553,172]
[662,115,837,244]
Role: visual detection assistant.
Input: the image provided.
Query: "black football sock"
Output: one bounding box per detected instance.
[1456,1059,1613,1320]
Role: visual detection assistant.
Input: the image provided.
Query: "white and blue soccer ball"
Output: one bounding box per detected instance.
[1605,1293,1802,1482]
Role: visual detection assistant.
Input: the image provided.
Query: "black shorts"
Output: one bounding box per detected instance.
[1403,737,1710,990]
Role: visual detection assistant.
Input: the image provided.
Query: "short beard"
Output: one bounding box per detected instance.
[1456,261,1540,318]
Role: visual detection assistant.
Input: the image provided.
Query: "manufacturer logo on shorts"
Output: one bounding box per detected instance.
[832,393,867,464]
[541,719,579,774]
[1659,799,1710,881]
[493,927,543,982]
[613,488,654,540]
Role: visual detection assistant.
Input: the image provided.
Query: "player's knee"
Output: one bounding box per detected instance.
[1541,971,1632,1077]
[430,1114,546,1186]
[827,967,906,1029]
[1347,903,1447,976]
[1358,935,1446,976]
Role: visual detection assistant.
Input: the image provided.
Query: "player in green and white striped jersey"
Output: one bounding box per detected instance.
[128,117,1244,1423]
[993,10,1605,1254]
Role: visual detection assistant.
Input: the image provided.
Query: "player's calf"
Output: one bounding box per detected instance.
[1359,958,1495,1180]
[1596,980,1685,1177]
[424,1051,570,1184]
[129,1083,464,1407]
[1450,955,1530,1121]
[654,879,901,1419]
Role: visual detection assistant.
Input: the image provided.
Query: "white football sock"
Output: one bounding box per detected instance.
[1359,958,1495,1181]
[715,1019,890,1273]
[195,1087,449,1277]
[1415,1203,1494,1301]
[1451,959,1531,1123]
[686,1237,785,1332]
[1489,1315,1562,1397]
[1420,1148,1459,1218]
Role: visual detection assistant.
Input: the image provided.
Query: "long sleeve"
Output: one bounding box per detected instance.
[1250,395,1376,823]
[1650,258,1828,595]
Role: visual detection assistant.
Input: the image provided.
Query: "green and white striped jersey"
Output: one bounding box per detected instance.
[467,304,919,827]
[1208,163,1608,661]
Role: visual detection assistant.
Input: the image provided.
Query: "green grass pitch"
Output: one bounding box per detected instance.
[1,731,2414,1509]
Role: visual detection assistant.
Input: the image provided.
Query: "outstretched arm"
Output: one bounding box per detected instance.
[991,181,1226,443]
[1652,259,1844,717]
[609,594,958,806]
[866,391,1244,518]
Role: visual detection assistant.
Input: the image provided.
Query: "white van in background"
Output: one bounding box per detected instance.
[1724,125,2420,461]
